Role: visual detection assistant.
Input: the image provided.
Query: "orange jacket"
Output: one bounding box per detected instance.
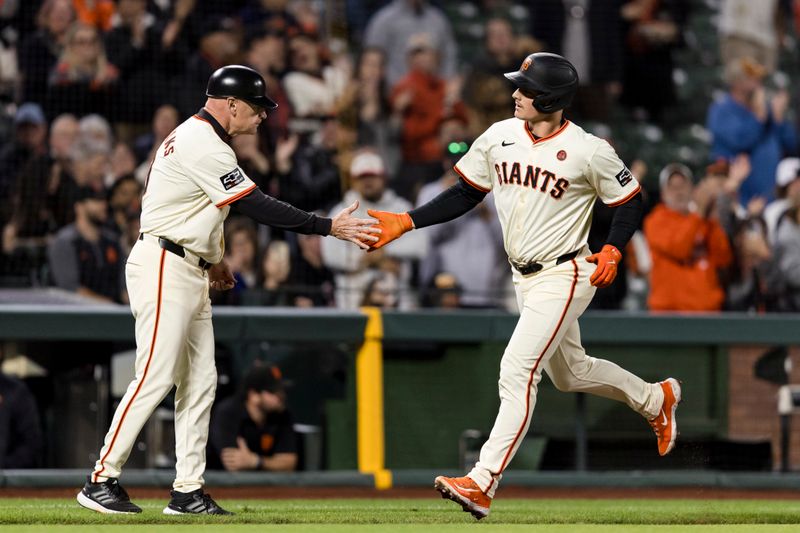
[73,0,115,32]
[391,70,467,163]
[644,204,733,311]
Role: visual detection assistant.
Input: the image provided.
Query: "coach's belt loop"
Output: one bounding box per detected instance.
[138,233,212,270]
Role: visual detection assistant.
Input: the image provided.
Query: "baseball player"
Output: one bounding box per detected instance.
[367,53,681,520]
[77,65,379,515]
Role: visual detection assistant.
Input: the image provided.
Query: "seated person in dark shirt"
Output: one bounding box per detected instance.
[208,365,298,472]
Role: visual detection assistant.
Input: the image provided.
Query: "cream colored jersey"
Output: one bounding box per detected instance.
[139,111,257,264]
[454,118,641,263]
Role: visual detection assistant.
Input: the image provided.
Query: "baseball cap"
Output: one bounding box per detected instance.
[15,103,46,126]
[659,162,694,189]
[406,33,434,55]
[350,151,385,178]
[776,157,800,188]
[242,364,285,394]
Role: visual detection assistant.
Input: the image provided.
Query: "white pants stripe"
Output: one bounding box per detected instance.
[91,239,217,492]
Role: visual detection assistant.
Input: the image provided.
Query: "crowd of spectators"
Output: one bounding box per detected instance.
[0,0,798,313]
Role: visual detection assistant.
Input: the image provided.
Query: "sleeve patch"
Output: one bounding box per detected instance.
[220,168,245,190]
[615,167,633,187]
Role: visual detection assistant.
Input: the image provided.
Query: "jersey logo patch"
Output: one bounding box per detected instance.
[501,140,515,147]
[220,169,245,190]
[615,167,633,187]
[557,150,567,161]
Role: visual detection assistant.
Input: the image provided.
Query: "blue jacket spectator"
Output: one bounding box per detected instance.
[707,58,797,204]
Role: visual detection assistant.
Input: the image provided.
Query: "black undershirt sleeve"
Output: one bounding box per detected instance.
[408,178,488,229]
[231,188,332,236]
[606,192,643,251]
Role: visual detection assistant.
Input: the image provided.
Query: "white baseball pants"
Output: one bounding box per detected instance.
[468,250,664,497]
[91,238,217,492]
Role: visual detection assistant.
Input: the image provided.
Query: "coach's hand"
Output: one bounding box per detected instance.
[366,210,413,251]
[330,200,381,250]
[585,244,622,288]
[209,261,236,291]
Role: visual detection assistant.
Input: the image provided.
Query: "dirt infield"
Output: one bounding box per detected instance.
[3,486,800,500]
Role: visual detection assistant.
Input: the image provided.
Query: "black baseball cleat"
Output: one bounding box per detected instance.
[163,489,233,515]
[77,476,142,514]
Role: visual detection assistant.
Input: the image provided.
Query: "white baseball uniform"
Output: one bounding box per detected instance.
[454,118,664,497]
[90,109,257,492]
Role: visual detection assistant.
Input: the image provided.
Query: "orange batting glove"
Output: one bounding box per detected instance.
[585,244,622,288]
[366,210,413,251]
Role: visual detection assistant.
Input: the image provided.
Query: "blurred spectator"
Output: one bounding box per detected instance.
[104,0,170,127]
[285,232,335,307]
[619,0,689,122]
[765,157,800,244]
[105,173,142,241]
[283,32,348,119]
[17,0,76,106]
[726,215,783,312]
[133,104,179,172]
[208,364,298,472]
[78,113,113,152]
[463,17,532,136]
[0,370,44,468]
[422,271,463,309]
[45,22,119,119]
[643,163,733,311]
[773,171,800,311]
[0,104,48,226]
[73,0,115,31]
[321,149,427,309]
[363,0,458,88]
[391,35,468,201]
[530,0,624,122]
[109,142,137,187]
[337,47,401,180]
[361,270,400,308]
[416,133,505,308]
[232,132,271,191]
[239,0,301,37]
[707,57,797,205]
[244,29,291,147]
[213,218,259,306]
[719,0,780,74]
[70,135,110,192]
[48,187,123,303]
[245,239,294,306]
[274,117,342,212]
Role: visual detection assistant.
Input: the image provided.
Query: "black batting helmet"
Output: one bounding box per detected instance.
[504,53,578,113]
[206,65,278,110]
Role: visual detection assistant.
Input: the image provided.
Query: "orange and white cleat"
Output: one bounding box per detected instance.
[649,378,682,456]
[434,475,491,520]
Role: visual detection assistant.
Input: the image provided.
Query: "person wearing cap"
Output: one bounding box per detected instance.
[77,65,378,516]
[643,163,733,311]
[207,365,298,472]
[0,103,48,225]
[707,56,797,205]
[321,148,427,309]
[765,157,800,244]
[47,186,124,303]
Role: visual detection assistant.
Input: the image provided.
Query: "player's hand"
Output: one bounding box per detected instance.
[585,244,622,288]
[209,261,236,291]
[330,200,381,249]
[366,210,413,251]
[221,437,260,471]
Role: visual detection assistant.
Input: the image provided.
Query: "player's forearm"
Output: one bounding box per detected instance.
[605,192,643,250]
[408,178,487,229]
[258,453,297,472]
[233,188,332,235]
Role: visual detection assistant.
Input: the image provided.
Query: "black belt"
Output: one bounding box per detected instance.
[510,250,580,276]
[138,233,212,270]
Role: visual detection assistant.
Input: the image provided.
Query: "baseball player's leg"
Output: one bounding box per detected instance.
[91,248,199,482]
[544,322,664,419]
[468,261,593,498]
[173,296,216,493]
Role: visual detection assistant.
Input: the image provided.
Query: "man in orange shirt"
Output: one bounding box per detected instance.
[644,163,733,311]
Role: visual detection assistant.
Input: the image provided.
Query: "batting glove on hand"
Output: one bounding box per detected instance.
[585,244,622,288]
[366,210,413,251]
